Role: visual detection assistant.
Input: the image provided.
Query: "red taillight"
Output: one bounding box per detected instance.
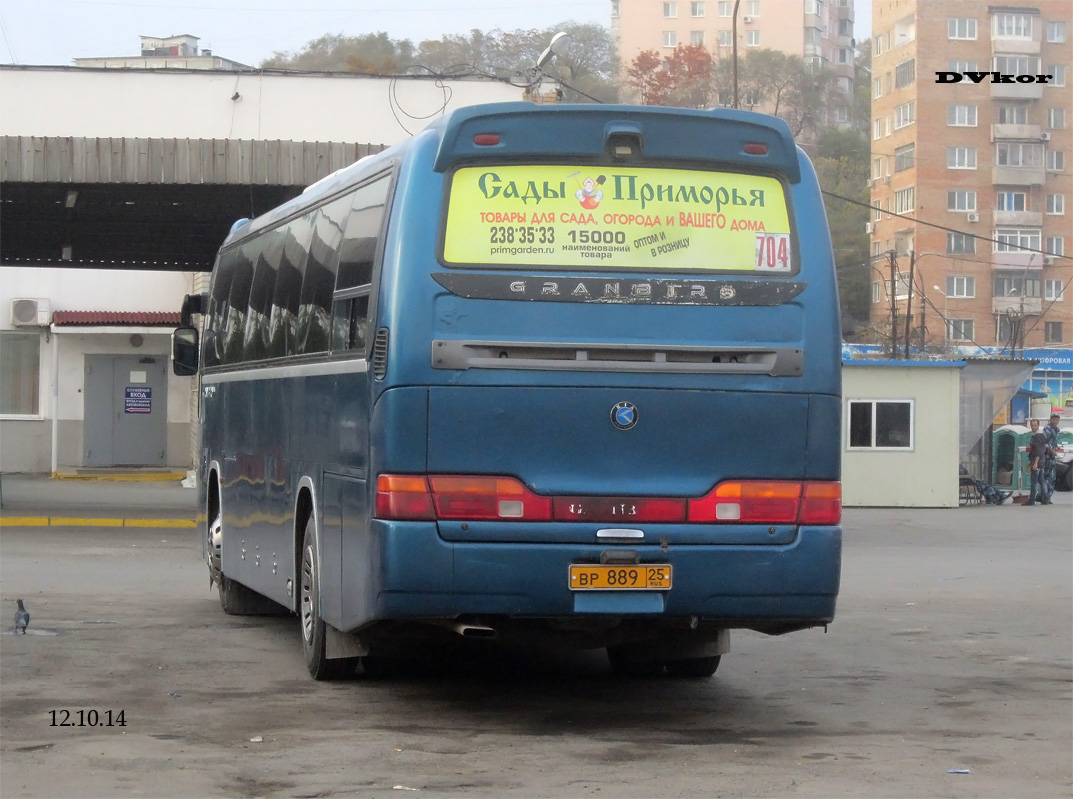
[473,133,501,146]
[743,142,768,155]
[428,475,551,521]
[376,474,841,526]
[688,481,841,525]
[375,474,434,520]
[799,482,842,525]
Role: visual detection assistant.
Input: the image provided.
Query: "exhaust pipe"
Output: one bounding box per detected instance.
[449,622,497,639]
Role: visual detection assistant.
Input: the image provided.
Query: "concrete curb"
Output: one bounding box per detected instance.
[0,517,197,528]
[50,472,188,482]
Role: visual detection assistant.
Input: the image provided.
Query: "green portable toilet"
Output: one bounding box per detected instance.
[992,424,1032,489]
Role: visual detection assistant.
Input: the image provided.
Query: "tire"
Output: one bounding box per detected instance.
[1061,463,1073,492]
[300,516,358,680]
[665,656,721,679]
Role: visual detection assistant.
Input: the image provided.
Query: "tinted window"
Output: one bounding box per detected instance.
[331,293,370,353]
[337,177,389,290]
[243,236,278,362]
[271,214,313,357]
[222,246,255,365]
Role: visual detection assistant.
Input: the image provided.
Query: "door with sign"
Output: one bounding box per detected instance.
[84,355,167,466]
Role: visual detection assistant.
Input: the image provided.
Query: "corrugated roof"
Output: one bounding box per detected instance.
[52,311,181,326]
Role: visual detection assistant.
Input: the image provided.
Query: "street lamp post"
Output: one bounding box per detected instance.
[932,284,948,350]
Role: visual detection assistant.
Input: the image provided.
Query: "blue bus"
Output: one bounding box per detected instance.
[173,102,842,680]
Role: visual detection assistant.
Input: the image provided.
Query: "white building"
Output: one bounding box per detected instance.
[0,66,521,474]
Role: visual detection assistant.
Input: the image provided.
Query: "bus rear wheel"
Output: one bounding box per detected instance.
[665,655,721,678]
[300,516,358,680]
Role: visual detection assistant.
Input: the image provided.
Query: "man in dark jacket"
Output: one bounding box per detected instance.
[1026,419,1049,506]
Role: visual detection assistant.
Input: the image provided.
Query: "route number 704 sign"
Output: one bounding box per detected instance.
[755,233,791,272]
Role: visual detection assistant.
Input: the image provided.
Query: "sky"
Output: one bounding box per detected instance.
[0,0,871,68]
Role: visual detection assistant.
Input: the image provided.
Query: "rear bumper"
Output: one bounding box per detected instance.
[342,521,841,632]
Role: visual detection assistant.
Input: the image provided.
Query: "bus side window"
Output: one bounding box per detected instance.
[222,246,254,365]
[297,196,348,356]
[330,293,370,353]
[272,215,313,357]
[336,177,388,292]
[243,237,278,363]
[205,250,236,367]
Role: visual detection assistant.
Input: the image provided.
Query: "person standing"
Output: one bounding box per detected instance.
[1025,419,1048,506]
[1041,413,1061,505]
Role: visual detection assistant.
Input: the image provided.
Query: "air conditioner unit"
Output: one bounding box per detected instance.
[1040,132,1051,142]
[865,222,875,234]
[866,178,874,188]
[743,15,753,23]
[1043,256,1055,265]
[10,298,51,327]
[883,175,892,184]
[967,212,980,223]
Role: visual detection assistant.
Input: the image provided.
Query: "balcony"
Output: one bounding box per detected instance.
[991,37,1041,55]
[991,251,1043,270]
[991,81,1044,100]
[991,123,1042,141]
[992,165,1045,185]
[993,210,1043,226]
[993,295,1043,315]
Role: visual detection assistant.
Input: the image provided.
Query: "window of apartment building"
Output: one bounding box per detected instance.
[993,13,1032,38]
[718,30,732,46]
[691,1,705,16]
[996,316,1015,343]
[745,0,760,15]
[997,105,1028,125]
[873,77,882,98]
[997,191,1027,211]
[873,119,882,141]
[947,319,975,342]
[1046,21,1066,43]
[664,2,678,17]
[691,30,705,45]
[948,190,977,212]
[848,400,914,450]
[872,282,882,303]
[1047,194,1065,214]
[895,59,916,88]
[886,72,892,93]
[948,59,977,72]
[0,331,40,416]
[717,0,731,16]
[894,272,911,298]
[947,276,976,298]
[1048,65,1066,87]
[1046,279,1066,301]
[1047,108,1066,129]
[1046,150,1065,171]
[874,34,884,55]
[886,116,892,136]
[894,144,915,172]
[993,55,1040,76]
[947,146,977,169]
[804,0,823,15]
[743,89,760,107]
[997,142,1043,167]
[947,232,976,254]
[948,105,977,126]
[837,48,852,65]
[948,18,977,40]
[894,101,915,129]
[1045,322,1064,344]
[804,26,822,47]
[995,228,1041,253]
[839,19,852,36]
[663,30,677,46]
[835,107,849,123]
[873,241,883,257]
[1046,236,1065,256]
[894,187,915,214]
[746,30,760,45]
[993,274,1041,297]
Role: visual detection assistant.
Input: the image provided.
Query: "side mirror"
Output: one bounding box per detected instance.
[172,325,200,376]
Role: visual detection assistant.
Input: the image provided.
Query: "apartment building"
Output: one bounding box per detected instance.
[73,34,250,70]
[868,0,1072,352]
[614,0,856,118]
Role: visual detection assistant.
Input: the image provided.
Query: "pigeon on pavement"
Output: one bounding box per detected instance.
[14,599,30,634]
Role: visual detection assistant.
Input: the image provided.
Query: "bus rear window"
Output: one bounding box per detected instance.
[442,165,794,274]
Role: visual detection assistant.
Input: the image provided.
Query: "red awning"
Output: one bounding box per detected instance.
[51,311,181,327]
